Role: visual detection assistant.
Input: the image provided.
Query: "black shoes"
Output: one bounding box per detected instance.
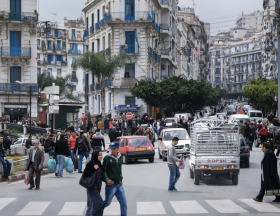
[35,187,40,190]
[28,186,35,190]
[78,171,83,173]
[55,173,58,177]
[253,198,262,202]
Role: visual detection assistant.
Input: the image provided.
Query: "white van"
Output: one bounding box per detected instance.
[174,113,191,121]
[228,114,250,125]
[247,110,263,123]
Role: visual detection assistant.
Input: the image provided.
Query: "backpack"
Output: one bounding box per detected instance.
[44,139,52,152]
[77,136,87,152]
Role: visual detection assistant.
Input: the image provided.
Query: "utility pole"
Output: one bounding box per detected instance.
[276,2,280,119]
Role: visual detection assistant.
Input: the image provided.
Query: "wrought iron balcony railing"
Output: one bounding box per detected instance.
[0,12,38,21]
[0,83,38,92]
[1,47,31,57]
[105,11,154,22]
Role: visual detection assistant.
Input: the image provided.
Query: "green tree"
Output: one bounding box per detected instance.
[76,51,130,122]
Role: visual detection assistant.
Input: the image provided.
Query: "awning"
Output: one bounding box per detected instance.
[114,105,140,111]
[5,105,27,109]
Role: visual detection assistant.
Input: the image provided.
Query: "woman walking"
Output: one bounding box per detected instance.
[267,127,275,150]
[53,134,71,177]
[84,150,104,216]
[258,125,268,145]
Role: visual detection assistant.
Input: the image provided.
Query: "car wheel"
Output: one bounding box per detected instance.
[190,168,194,179]
[194,174,200,185]
[122,154,128,164]
[158,149,162,159]
[232,175,238,185]
[148,157,154,163]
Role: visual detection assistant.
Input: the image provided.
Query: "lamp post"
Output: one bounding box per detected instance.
[16,81,32,137]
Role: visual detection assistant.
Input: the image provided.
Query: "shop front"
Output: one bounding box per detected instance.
[4,104,28,122]
[114,105,141,119]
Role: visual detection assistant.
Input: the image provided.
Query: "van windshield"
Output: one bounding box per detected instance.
[250,112,263,117]
[164,130,189,140]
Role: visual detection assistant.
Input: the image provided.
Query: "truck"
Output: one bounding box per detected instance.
[189,119,240,185]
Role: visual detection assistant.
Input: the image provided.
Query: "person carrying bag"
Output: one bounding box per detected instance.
[80,150,104,216]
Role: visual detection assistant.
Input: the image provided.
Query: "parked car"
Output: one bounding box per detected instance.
[12,138,41,147]
[113,136,155,164]
[239,135,250,168]
[227,105,236,115]
[247,110,263,123]
[228,114,250,125]
[157,128,191,161]
[164,117,178,127]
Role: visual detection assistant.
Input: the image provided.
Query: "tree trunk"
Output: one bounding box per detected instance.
[101,77,105,135]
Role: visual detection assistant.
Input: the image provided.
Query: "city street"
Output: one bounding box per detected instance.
[1,143,280,216]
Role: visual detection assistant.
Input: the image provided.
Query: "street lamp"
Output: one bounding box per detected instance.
[16,81,32,137]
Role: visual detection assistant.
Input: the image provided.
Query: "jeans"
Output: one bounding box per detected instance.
[168,164,180,190]
[0,156,12,178]
[55,155,65,176]
[71,149,75,162]
[78,151,89,172]
[104,183,127,216]
[245,138,249,144]
[92,147,102,151]
[256,181,280,201]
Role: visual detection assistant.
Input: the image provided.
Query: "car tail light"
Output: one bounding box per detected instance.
[227,165,236,169]
[243,146,249,154]
[200,165,209,169]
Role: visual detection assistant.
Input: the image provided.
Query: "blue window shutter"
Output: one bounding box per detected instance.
[85,74,89,86]
[55,55,57,65]
[75,44,78,53]
[57,41,61,50]
[10,31,21,56]
[86,17,89,29]
[55,29,58,37]
[72,29,75,37]
[92,42,94,51]
[37,39,40,46]
[10,67,21,83]
[92,13,94,25]
[97,10,100,22]
[37,68,41,76]
[83,44,85,54]
[155,40,157,48]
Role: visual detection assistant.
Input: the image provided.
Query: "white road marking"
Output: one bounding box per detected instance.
[205,199,248,213]
[0,198,16,211]
[103,202,121,215]
[58,202,86,215]
[17,202,51,215]
[170,200,209,214]
[240,198,280,213]
[137,201,166,215]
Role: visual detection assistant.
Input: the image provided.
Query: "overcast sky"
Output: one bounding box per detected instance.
[38,0,264,36]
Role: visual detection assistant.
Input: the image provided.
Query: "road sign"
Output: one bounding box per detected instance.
[126,112,133,119]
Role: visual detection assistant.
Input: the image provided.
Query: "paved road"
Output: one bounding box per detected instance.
[1,142,280,216]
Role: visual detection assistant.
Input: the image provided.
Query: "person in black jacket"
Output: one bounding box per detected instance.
[0,136,12,181]
[25,136,33,149]
[253,142,280,203]
[109,127,116,142]
[74,131,90,173]
[114,127,122,141]
[84,150,104,216]
[53,135,71,177]
[3,136,12,155]
[244,122,250,144]
[131,123,138,135]
[104,117,110,134]
[44,135,56,157]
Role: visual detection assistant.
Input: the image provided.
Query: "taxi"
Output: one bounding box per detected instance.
[114,136,155,164]
[156,128,191,161]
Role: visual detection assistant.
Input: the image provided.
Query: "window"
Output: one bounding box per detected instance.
[125,31,135,53]
[47,68,52,77]
[124,64,135,78]
[97,39,100,52]
[215,77,220,83]
[47,41,52,49]
[37,39,40,48]
[102,6,105,18]
[37,68,41,76]
[129,138,150,147]
[125,0,135,21]
[103,36,105,50]
[108,33,111,48]
[73,85,76,91]
[57,41,61,50]
[57,69,61,77]
[72,71,77,82]
[37,53,40,59]
[125,96,135,105]
[97,9,100,22]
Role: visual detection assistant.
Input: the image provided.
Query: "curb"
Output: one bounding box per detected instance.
[0,169,50,182]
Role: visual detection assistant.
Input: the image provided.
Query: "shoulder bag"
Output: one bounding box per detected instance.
[79,171,97,189]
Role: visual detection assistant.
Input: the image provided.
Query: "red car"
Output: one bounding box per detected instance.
[113,136,155,164]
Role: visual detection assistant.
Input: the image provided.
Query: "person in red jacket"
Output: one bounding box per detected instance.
[258,125,268,144]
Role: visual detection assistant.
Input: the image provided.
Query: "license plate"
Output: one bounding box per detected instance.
[136,148,146,151]
[211,166,224,170]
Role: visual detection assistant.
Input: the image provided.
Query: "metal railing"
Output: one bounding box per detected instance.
[90,26,94,34]
[0,12,38,21]
[1,47,31,57]
[160,24,170,31]
[106,11,154,21]
[0,83,38,92]
[7,123,23,133]
[68,49,82,55]
[112,77,142,87]
[161,49,169,55]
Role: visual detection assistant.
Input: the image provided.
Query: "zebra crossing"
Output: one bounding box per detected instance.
[1,198,280,215]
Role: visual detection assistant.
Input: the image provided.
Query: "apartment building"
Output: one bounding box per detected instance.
[83,0,178,117]
[236,11,262,30]
[0,0,38,122]
[37,18,87,115]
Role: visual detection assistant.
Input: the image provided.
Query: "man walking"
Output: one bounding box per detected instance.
[25,136,33,149]
[39,135,45,146]
[0,136,12,181]
[44,134,55,157]
[253,142,280,202]
[135,126,144,136]
[3,136,12,155]
[104,117,110,134]
[91,128,105,151]
[27,140,44,190]
[103,142,127,216]
[167,137,182,192]
[97,118,103,133]
[74,131,90,173]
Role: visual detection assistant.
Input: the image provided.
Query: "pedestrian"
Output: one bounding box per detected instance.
[244,122,250,144]
[239,120,246,137]
[114,127,122,141]
[44,134,55,157]
[88,119,93,131]
[131,123,138,135]
[109,119,115,129]
[253,142,280,203]
[160,118,166,128]
[258,125,268,144]
[257,120,262,130]
[268,112,274,123]
[91,129,105,151]
[3,136,12,155]
[0,136,12,181]
[84,150,104,216]
[171,119,177,128]
[248,122,256,150]
[103,142,127,216]
[53,134,71,177]
[167,137,182,192]
[273,130,280,157]
[74,130,90,173]
[122,119,128,134]
[267,127,275,151]
[27,140,44,190]
[68,131,77,164]
[135,117,140,126]
[104,117,110,134]
[25,136,33,149]
[109,127,116,142]
[97,118,103,133]
[135,125,144,136]
[39,135,45,146]
[35,134,39,140]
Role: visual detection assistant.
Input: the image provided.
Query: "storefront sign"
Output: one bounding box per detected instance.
[114,105,140,111]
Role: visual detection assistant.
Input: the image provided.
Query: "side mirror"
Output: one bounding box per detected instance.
[158,138,162,141]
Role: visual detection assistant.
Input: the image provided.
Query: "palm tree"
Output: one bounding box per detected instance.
[76,51,130,123]
[38,72,83,100]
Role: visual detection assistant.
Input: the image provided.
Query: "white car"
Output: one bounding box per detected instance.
[157,128,191,161]
[12,138,41,147]
[247,110,263,123]
[228,114,250,125]
[164,117,178,127]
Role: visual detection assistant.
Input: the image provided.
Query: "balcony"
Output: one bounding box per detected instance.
[0,83,38,92]
[160,24,170,31]
[70,35,85,42]
[160,0,169,6]
[149,47,160,63]
[71,78,77,82]
[120,44,139,54]
[106,11,154,22]
[1,47,31,57]
[160,49,169,56]
[68,49,82,55]
[0,12,38,22]
[84,29,89,37]
[37,45,41,50]
[46,61,67,66]
[112,78,139,87]
[90,26,94,34]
